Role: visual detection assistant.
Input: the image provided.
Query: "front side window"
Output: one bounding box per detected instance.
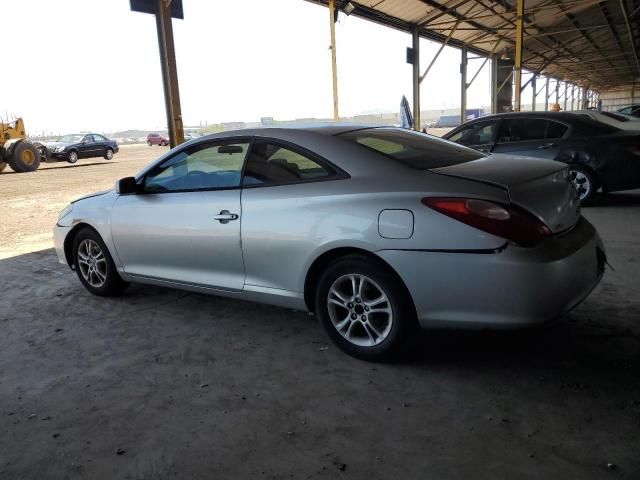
[144,141,249,193]
[242,141,335,186]
[340,127,483,169]
[447,121,497,146]
[547,121,568,139]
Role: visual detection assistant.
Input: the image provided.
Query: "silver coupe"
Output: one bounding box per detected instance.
[54,126,605,360]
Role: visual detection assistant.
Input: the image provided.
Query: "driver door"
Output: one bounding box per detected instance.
[110,140,250,290]
[78,135,95,158]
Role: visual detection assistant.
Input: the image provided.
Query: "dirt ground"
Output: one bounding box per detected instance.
[0,144,639,479]
[0,145,168,259]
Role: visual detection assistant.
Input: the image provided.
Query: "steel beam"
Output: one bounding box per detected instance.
[514,0,525,111]
[461,44,467,124]
[329,0,339,121]
[412,27,421,131]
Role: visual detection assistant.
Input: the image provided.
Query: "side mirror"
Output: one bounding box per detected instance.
[117,177,138,195]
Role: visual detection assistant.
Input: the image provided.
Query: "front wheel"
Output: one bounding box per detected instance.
[104,148,114,160]
[68,150,78,164]
[568,165,598,203]
[147,141,152,146]
[10,142,41,172]
[72,228,128,296]
[315,255,416,361]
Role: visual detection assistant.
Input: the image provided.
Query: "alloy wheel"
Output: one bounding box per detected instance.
[327,274,393,347]
[77,239,108,288]
[106,149,113,160]
[569,169,591,201]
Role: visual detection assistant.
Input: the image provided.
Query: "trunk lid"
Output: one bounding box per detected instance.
[431,154,581,233]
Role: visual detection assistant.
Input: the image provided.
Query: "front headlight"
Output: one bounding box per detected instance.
[58,204,73,222]
[55,146,66,152]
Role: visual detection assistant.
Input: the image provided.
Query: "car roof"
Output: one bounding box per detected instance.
[466,112,582,122]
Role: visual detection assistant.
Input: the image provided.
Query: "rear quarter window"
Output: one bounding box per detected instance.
[339,128,484,169]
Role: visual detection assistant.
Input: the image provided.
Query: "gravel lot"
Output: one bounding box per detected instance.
[0,145,167,259]
[0,143,639,479]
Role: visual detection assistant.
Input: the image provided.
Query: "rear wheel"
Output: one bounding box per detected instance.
[315,255,416,361]
[147,141,152,146]
[68,150,78,164]
[72,228,128,296]
[0,161,7,173]
[568,165,598,202]
[104,148,114,160]
[9,142,41,172]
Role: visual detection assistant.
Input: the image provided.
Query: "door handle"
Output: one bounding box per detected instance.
[213,210,239,224]
[537,142,558,149]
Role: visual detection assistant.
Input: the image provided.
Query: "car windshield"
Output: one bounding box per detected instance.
[58,134,85,143]
[339,127,484,169]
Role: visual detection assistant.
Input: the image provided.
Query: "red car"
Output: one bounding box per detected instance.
[147,133,169,146]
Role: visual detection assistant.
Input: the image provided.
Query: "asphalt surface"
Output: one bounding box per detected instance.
[0,150,638,479]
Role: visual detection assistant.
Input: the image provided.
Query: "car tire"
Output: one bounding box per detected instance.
[314,254,417,361]
[0,161,7,173]
[68,150,78,164]
[568,165,598,203]
[104,148,114,160]
[72,227,129,297]
[147,141,152,146]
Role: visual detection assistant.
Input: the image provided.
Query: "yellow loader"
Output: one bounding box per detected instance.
[0,118,41,173]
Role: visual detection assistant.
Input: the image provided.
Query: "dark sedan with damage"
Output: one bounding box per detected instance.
[443,112,640,202]
[46,133,119,164]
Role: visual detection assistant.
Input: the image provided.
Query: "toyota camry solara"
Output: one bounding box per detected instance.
[54,126,606,360]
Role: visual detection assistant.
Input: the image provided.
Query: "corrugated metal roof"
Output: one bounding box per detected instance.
[305,0,640,90]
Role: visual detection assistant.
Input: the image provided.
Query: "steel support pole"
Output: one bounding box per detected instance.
[555,80,560,105]
[571,84,575,110]
[531,75,537,111]
[544,77,549,111]
[490,53,498,114]
[161,2,184,146]
[412,27,421,131]
[155,0,180,147]
[461,44,467,124]
[514,0,525,111]
[329,0,340,121]
[563,83,568,111]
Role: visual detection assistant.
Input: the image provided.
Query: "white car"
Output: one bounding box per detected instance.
[568,110,640,131]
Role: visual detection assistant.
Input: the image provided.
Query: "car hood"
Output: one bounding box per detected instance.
[431,154,581,233]
[72,189,112,203]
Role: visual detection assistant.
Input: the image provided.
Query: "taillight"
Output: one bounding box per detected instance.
[422,197,551,247]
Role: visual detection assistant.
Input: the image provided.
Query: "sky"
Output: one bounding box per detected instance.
[0,0,501,134]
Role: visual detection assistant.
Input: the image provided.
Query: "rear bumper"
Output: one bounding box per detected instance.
[377,217,604,329]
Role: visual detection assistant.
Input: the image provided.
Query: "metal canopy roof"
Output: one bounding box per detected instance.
[306,0,640,90]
